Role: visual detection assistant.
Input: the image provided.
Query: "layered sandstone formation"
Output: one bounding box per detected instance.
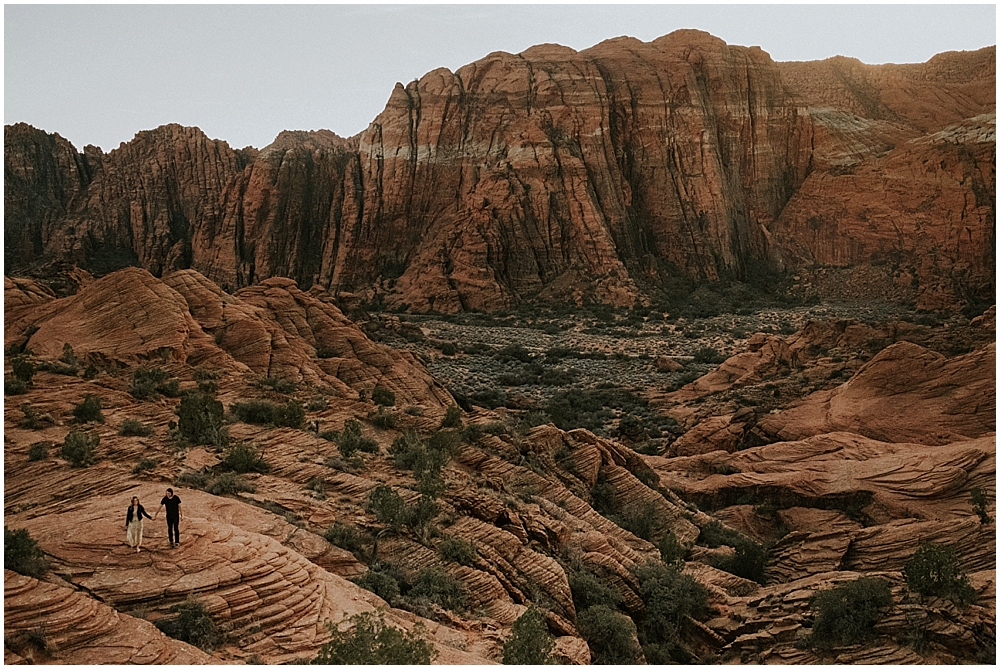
[5,33,994,311]
[3,266,451,406]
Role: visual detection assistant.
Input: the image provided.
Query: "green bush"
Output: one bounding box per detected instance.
[693,347,726,364]
[177,392,227,447]
[19,403,44,429]
[353,568,401,601]
[132,457,158,474]
[438,537,477,566]
[808,577,893,649]
[502,607,554,665]
[618,503,658,541]
[698,520,742,548]
[311,611,436,664]
[371,387,396,407]
[4,526,48,579]
[11,356,35,383]
[274,400,305,429]
[658,531,686,566]
[119,418,154,437]
[231,400,276,425]
[440,405,463,428]
[325,523,370,562]
[635,561,710,663]
[71,394,104,423]
[207,472,255,496]
[710,539,769,585]
[576,605,643,664]
[155,598,223,652]
[410,566,467,611]
[130,367,177,400]
[368,484,405,530]
[404,496,440,533]
[971,487,993,524]
[570,570,622,613]
[370,407,397,430]
[338,419,379,457]
[221,442,270,474]
[5,376,28,395]
[256,376,296,393]
[904,543,976,605]
[174,471,210,490]
[27,441,49,462]
[61,430,99,467]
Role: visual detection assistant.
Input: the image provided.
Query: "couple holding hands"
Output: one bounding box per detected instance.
[125,488,183,552]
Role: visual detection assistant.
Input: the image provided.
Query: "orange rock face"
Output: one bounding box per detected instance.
[4,33,993,311]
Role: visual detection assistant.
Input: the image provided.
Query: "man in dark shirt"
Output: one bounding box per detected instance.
[154,488,183,547]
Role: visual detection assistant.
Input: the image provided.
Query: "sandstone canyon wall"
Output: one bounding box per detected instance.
[4,31,995,311]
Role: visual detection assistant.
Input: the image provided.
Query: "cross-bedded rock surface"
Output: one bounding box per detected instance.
[4,32,994,311]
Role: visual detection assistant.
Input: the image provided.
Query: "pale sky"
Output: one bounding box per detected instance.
[5,3,996,152]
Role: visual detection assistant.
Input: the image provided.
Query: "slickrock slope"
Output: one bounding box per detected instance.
[5,34,994,311]
[4,570,213,665]
[3,266,451,406]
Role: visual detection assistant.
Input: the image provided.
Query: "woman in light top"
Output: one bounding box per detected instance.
[125,496,152,553]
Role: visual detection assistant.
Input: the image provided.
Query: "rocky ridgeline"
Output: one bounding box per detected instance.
[4,32,994,312]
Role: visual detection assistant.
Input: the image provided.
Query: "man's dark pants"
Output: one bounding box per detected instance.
[167,515,180,544]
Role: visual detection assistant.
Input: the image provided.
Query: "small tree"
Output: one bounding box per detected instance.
[71,394,104,423]
[502,607,554,664]
[635,561,709,662]
[4,526,48,579]
[904,543,977,605]
[369,485,405,531]
[970,487,993,525]
[438,537,477,567]
[371,387,396,407]
[440,405,463,429]
[808,577,893,649]
[155,598,223,652]
[576,605,644,664]
[569,570,622,614]
[61,430,99,467]
[177,392,226,447]
[312,611,436,664]
[409,567,467,611]
[11,356,35,383]
[220,442,270,474]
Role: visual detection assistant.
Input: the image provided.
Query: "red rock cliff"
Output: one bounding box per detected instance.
[4,33,994,310]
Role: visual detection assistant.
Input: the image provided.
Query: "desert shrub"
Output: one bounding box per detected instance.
[439,342,457,356]
[368,484,405,530]
[438,537,477,566]
[71,394,104,423]
[904,543,976,605]
[502,606,554,665]
[11,356,35,383]
[274,400,305,429]
[119,418,154,437]
[130,367,177,400]
[353,568,402,601]
[371,387,396,407]
[440,405,463,428]
[207,472,255,496]
[338,419,379,457]
[174,470,210,490]
[155,598,223,652]
[970,487,993,524]
[4,526,49,579]
[698,520,742,548]
[5,376,28,395]
[468,388,508,409]
[710,539,769,585]
[230,400,276,425]
[19,403,43,429]
[460,423,484,444]
[494,344,534,363]
[576,605,644,665]
[570,570,622,613]
[27,441,49,462]
[306,397,329,412]
[38,359,78,375]
[132,457,158,474]
[177,392,227,447]
[61,430,99,467]
[59,343,77,366]
[311,610,435,664]
[256,376,296,394]
[404,496,440,534]
[325,523,370,562]
[658,531,686,566]
[635,561,710,663]
[808,577,893,649]
[221,442,270,474]
[370,407,397,430]
[693,347,726,364]
[409,567,467,611]
[305,476,327,499]
[618,503,658,541]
